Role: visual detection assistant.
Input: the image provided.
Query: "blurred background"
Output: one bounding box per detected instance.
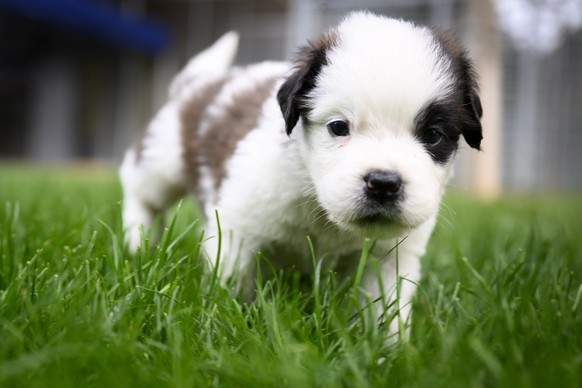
[0,0,581,195]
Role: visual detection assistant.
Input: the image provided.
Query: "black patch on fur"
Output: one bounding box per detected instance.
[277,30,339,135]
[414,101,462,164]
[430,28,483,150]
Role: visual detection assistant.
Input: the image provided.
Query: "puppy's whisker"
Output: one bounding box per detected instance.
[310,208,329,226]
[296,194,318,210]
[308,206,324,222]
[321,219,338,232]
[437,200,455,229]
[300,186,317,199]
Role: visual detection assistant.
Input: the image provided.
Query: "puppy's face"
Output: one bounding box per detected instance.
[278,12,483,238]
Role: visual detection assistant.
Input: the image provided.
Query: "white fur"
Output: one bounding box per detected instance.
[169,31,239,98]
[120,12,478,335]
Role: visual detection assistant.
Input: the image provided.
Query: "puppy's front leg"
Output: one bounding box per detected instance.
[361,246,422,337]
[202,218,257,293]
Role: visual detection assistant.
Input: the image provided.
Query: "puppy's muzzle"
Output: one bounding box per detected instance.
[363,170,403,204]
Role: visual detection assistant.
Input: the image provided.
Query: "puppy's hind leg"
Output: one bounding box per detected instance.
[119,103,188,252]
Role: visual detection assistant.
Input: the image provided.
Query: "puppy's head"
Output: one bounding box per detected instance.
[278,12,482,237]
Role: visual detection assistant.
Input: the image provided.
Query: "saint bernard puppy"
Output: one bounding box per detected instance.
[120,11,483,330]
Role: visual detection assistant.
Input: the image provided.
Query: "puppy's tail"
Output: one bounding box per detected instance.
[169,31,239,98]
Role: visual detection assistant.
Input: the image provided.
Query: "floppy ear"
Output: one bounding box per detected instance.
[431,28,483,150]
[277,32,338,136]
[462,89,483,150]
[276,61,313,136]
[451,45,483,151]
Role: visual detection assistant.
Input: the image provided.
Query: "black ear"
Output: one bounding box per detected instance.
[277,31,338,136]
[431,28,483,150]
[462,90,483,150]
[453,48,483,151]
[277,63,312,136]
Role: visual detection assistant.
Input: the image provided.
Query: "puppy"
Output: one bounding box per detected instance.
[120,11,482,330]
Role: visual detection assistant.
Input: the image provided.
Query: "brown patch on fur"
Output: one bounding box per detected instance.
[200,74,280,188]
[180,71,280,191]
[180,78,228,186]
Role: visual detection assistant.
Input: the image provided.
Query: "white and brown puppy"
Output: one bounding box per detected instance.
[120,11,482,327]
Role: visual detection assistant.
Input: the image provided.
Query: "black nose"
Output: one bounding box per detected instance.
[363,170,403,203]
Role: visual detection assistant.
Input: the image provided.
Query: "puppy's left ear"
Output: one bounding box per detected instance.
[462,82,483,150]
[277,31,338,136]
[432,28,483,150]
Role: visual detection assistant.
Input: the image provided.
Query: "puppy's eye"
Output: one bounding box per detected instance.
[422,126,445,146]
[327,120,350,137]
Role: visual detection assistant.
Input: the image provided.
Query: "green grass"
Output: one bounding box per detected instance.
[1,166,581,387]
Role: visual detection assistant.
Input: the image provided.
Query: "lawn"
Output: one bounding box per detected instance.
[0,166,581,387]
